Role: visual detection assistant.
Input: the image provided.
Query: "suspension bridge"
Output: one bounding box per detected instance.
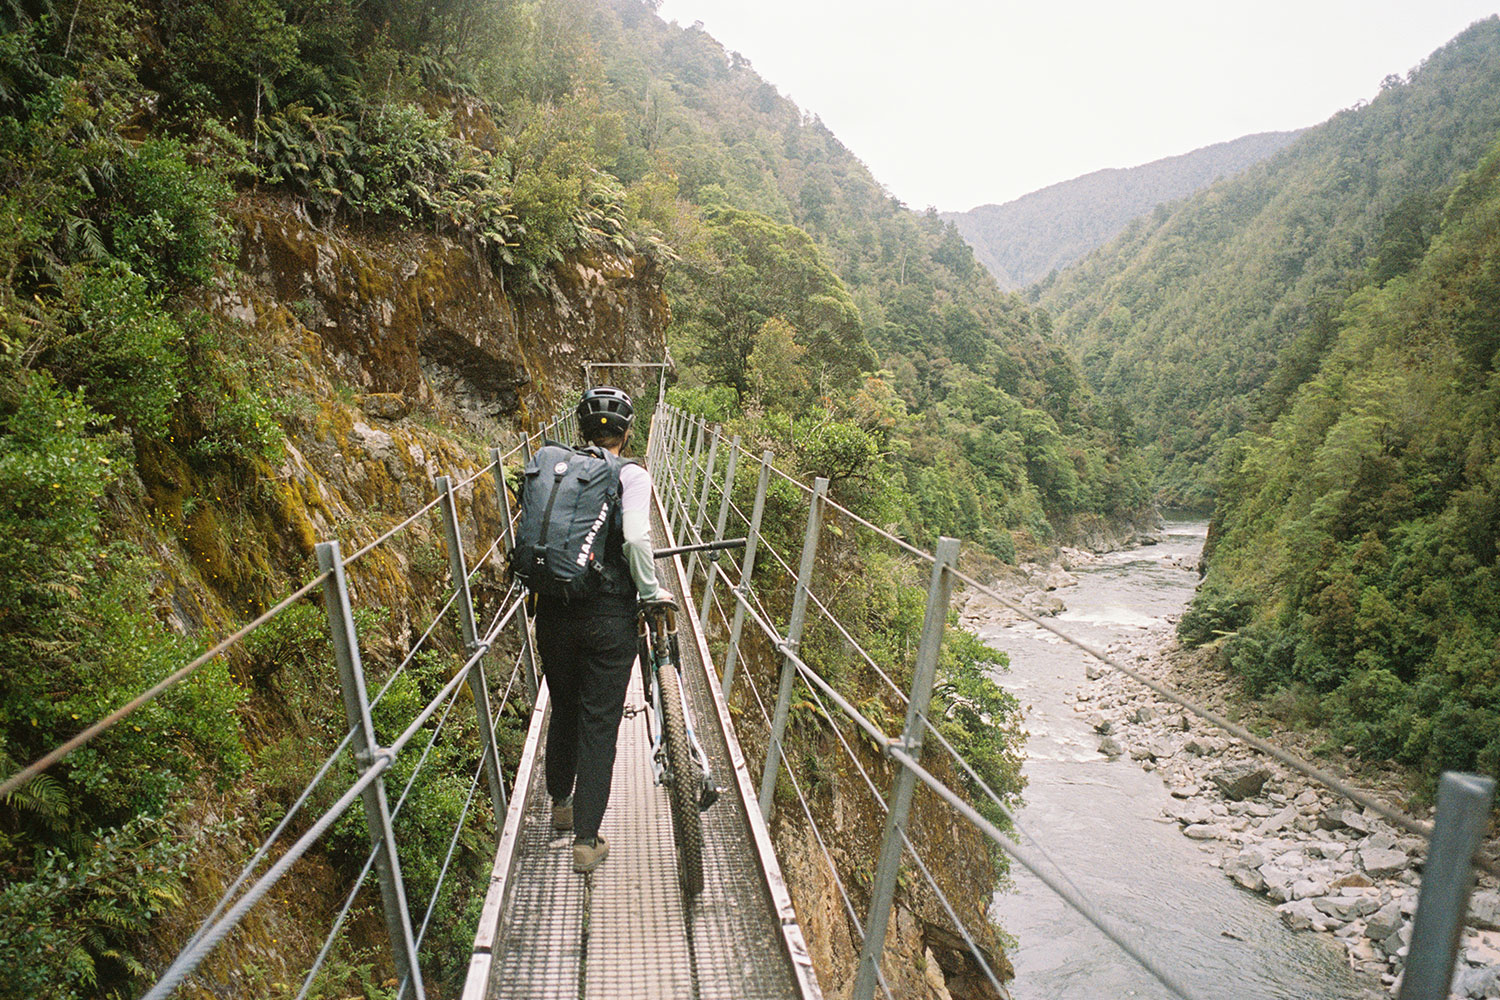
[3,398,1495,1000]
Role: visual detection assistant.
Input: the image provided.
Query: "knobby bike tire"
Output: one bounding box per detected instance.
[659,658,704,898]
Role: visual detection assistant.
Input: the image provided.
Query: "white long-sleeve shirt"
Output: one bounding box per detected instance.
[620,463,670,600]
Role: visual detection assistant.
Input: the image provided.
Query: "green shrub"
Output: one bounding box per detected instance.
[45,264,186,435]
[1177,585,1257,647]
[1223,624,1297,696]
[1325,668,1413,759]
[0,810,220,1000]
[104,137,233,293]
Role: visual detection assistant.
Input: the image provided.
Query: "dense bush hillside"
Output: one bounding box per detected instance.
[1181,138,1500,789]
[1038,17,1500,507]
[943,131,1301,291]
[588,1,1151,553]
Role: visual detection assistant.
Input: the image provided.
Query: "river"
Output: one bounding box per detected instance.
[972,521,1382,1000]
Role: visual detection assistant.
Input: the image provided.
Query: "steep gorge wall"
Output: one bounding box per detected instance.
[128,197,670,991]
[135,195,1001,997]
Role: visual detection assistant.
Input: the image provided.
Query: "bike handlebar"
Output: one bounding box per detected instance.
[653,538,747,560]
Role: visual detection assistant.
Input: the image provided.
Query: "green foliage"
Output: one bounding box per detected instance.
[1042,17,1500,505]
[1197,133,1500,787]
[44,265,186,434]
[0,809,233,1000]
[934,622,1026,854]
[102,137,234,292]
[589,4,1149,552]
[1177,585,1257,648]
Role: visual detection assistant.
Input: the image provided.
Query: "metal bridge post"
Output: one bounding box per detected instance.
[316,541,427,1000]
[493,449,539,702]
[1398,771,1496,1000]
[758,476,829,823]
[699,435,742,633]
[853,536,961,1000]
[721,450,771,698]
[658,409,680,519]
[670,413,695,542]
[686,426,721,582]
[675,417,705,545]
[436,475,508,830]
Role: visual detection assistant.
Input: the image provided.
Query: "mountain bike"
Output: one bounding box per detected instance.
[639,538,744,898]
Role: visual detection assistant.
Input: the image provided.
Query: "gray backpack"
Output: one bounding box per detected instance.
[509,443,633,600]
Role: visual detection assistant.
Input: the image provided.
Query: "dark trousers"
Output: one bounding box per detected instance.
[534,606,638,841]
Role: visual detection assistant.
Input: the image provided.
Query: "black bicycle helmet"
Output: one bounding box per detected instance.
[577,385,634,439]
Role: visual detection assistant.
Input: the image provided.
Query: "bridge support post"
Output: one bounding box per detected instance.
[658,409,680,527]
[316,540,427,1000]
[493,449,539,702]
[668,411,690,539]
[675,417,705,545]
[721,449,771,698]
[686,426,721,581]
[1399,771,1495,1000]
[853,536,961,1000]
[437,475,508,832]
[758,476,829,823]
[700,435,742,633]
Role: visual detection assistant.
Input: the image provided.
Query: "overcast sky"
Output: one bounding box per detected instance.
[653,1,1500,212]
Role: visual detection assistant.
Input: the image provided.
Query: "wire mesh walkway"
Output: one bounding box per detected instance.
[462,489,819,1000]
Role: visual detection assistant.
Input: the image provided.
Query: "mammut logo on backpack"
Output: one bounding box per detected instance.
[509,443,632,600]
[576,500,610,567]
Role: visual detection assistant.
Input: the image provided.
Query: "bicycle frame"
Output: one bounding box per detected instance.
[638,605,718,810]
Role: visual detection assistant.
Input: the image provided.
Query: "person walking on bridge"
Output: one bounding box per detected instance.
[532,386,672,874]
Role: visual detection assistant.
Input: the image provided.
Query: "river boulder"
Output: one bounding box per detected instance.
[1359,847,1409,877]
[1212,763,1271,800]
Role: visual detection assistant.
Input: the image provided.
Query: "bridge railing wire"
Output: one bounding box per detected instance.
[650,405,1203,1000]
[657,402,1500,1000]
[943,564,1500,882]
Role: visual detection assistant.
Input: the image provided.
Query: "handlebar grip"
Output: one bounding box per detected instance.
[653,538,747,560]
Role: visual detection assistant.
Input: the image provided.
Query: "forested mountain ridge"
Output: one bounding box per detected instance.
[1037,16,1500,507]
[590,1,1152,554]
[942,131,1302,291]
[1180,135,1500,789]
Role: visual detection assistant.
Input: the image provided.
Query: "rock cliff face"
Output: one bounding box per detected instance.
[236,197,669,439]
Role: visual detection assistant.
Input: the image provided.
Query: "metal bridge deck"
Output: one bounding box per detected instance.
[464,500,818,1000]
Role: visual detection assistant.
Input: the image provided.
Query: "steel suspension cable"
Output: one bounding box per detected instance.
[297,646,525,1000]
[731,625,896,1000]
[909,703,1093,906]
[947,566,1500,879]
[741,604,1204,998]
[711,429,933,563]
[792,665,1007,997]
[887,744,1202,1000]
[343,494,446,566]
[897,827,1009,998]
[283,634,477,1000]
[143,761,390,1000]
[185,577,479,954]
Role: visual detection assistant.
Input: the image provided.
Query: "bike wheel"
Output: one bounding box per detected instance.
[659,658,704,898]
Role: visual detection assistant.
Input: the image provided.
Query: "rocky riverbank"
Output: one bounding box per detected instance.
[961,551,1500,1000]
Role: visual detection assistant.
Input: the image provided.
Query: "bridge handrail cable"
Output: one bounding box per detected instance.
[655,406,1199,1000]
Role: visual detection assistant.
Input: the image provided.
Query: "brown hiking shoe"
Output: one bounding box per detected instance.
[573,836,609,873]
[552,797,573,832]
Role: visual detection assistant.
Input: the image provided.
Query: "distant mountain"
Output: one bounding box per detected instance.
[941,132,1303,290]
[1037,16,1500,506]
